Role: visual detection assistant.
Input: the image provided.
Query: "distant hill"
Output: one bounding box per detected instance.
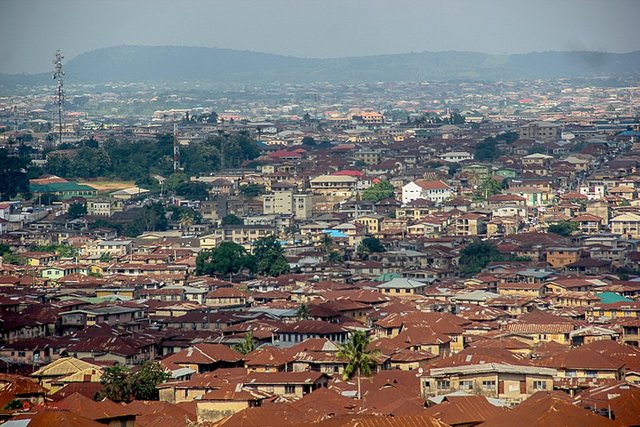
[2,46,640,86]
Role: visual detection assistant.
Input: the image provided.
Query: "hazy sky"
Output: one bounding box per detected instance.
[1,0,639,74]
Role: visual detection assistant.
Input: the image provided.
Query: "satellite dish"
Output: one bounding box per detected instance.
[418,367,424,374]
[22,401,31,411]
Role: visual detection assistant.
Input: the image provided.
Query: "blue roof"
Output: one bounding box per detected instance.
[597,292,632,304]
[322,229,348,238]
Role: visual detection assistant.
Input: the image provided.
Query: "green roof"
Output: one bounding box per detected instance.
[374,272,402,282]
[30,182,97,193]
[597,292,632,304]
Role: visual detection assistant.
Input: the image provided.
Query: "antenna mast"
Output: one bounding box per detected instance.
[53,50,65,146]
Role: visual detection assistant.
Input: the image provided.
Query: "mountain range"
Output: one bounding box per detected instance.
[2,45,640,86]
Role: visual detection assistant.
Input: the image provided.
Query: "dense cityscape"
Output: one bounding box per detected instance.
[1,1,640,426]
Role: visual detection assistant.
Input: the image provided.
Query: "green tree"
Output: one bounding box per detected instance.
[131,361,170,401]
[478,176,503,199]
[232,332,256,355]
[547,221,579,237]
[196,242,249,277]
[475,137,502,162]
[99,365,132,403]
[174,181,210,201]
[337,331,380,400]
[240,184,266,197]
[362,181,395,202]
[459,240,503,276]
[99,252,112,262]
[320,234,334,254]
[221,214,243,226]
[68,202,87,219]
[296,304,311,320]
[357,237,386,260]
[0,148,30,200]
[252,235,290,277]
[327,250,343,264]
[125,203,168,237]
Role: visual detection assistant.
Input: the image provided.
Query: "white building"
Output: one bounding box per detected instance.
[402,180,453,205]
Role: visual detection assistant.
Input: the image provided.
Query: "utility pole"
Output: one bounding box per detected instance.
[53,50,65,147]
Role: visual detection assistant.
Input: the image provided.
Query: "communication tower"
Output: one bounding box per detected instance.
[53,50,65,146]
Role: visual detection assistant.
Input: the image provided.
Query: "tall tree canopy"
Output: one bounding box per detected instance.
[196,241,250,276]
[459,240,503,276]
[0,149,30,201]
[252,235,290,277]
[362,180,395,202]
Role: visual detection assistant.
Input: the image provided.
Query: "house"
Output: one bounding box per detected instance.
[421,363,557,404]
[610,212,640,239]
[205,288,248,309]
[376,278,431,297]
[440,151,474,163]
[86,198,124,217]
[545,247,583,269]
[402,180,453,205]
[243,371,329,398]
[162,344,244,373]
[454,213,487,236]
[272,321,349,347]
[32,357,102,392]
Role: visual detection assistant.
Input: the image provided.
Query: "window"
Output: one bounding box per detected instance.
[566,370,577,378]
[482,380,496,390]
[586,370,598,378]
[533,380,547,390]
[284,385,296,394]
[459,380,473,390]
[436,380,450,390]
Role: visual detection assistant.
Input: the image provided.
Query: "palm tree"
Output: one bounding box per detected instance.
[178,211,194,231]
[232,331,256,355]
[337,331,380,400]
[296,303,311,320]
[320,234,333,253]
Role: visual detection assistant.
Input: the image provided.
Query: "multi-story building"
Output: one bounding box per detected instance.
[402,180,452,205]
[519,121,561,141]
[262,191,312,219]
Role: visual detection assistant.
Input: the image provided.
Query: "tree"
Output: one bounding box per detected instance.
[0,148,30,201]
[320,234,334,254]
[68,202,87,219]
[357,237,385,260]
[459,240,503,276]
[240,184,266,197]
[327,250,343,264]
[196,242,249,276]
[252,235,290,277]
[221,214,243,226]
[232,332,256,355]
[100,366,132,403]
[547,221,579,237]
[99,252,112,262]
[475,137,502,162]
[362,181,395,202]
[174,181,210,201]
[337,331,380,400]
[125,203,168,237]
[296,304,311,320]
[478,176,503,199]
[131,361,170,401]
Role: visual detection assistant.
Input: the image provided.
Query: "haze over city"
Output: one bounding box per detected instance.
[1,1,640,427]
[1,0,640,74]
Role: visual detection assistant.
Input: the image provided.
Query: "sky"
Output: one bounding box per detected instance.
[1,0,639,74]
